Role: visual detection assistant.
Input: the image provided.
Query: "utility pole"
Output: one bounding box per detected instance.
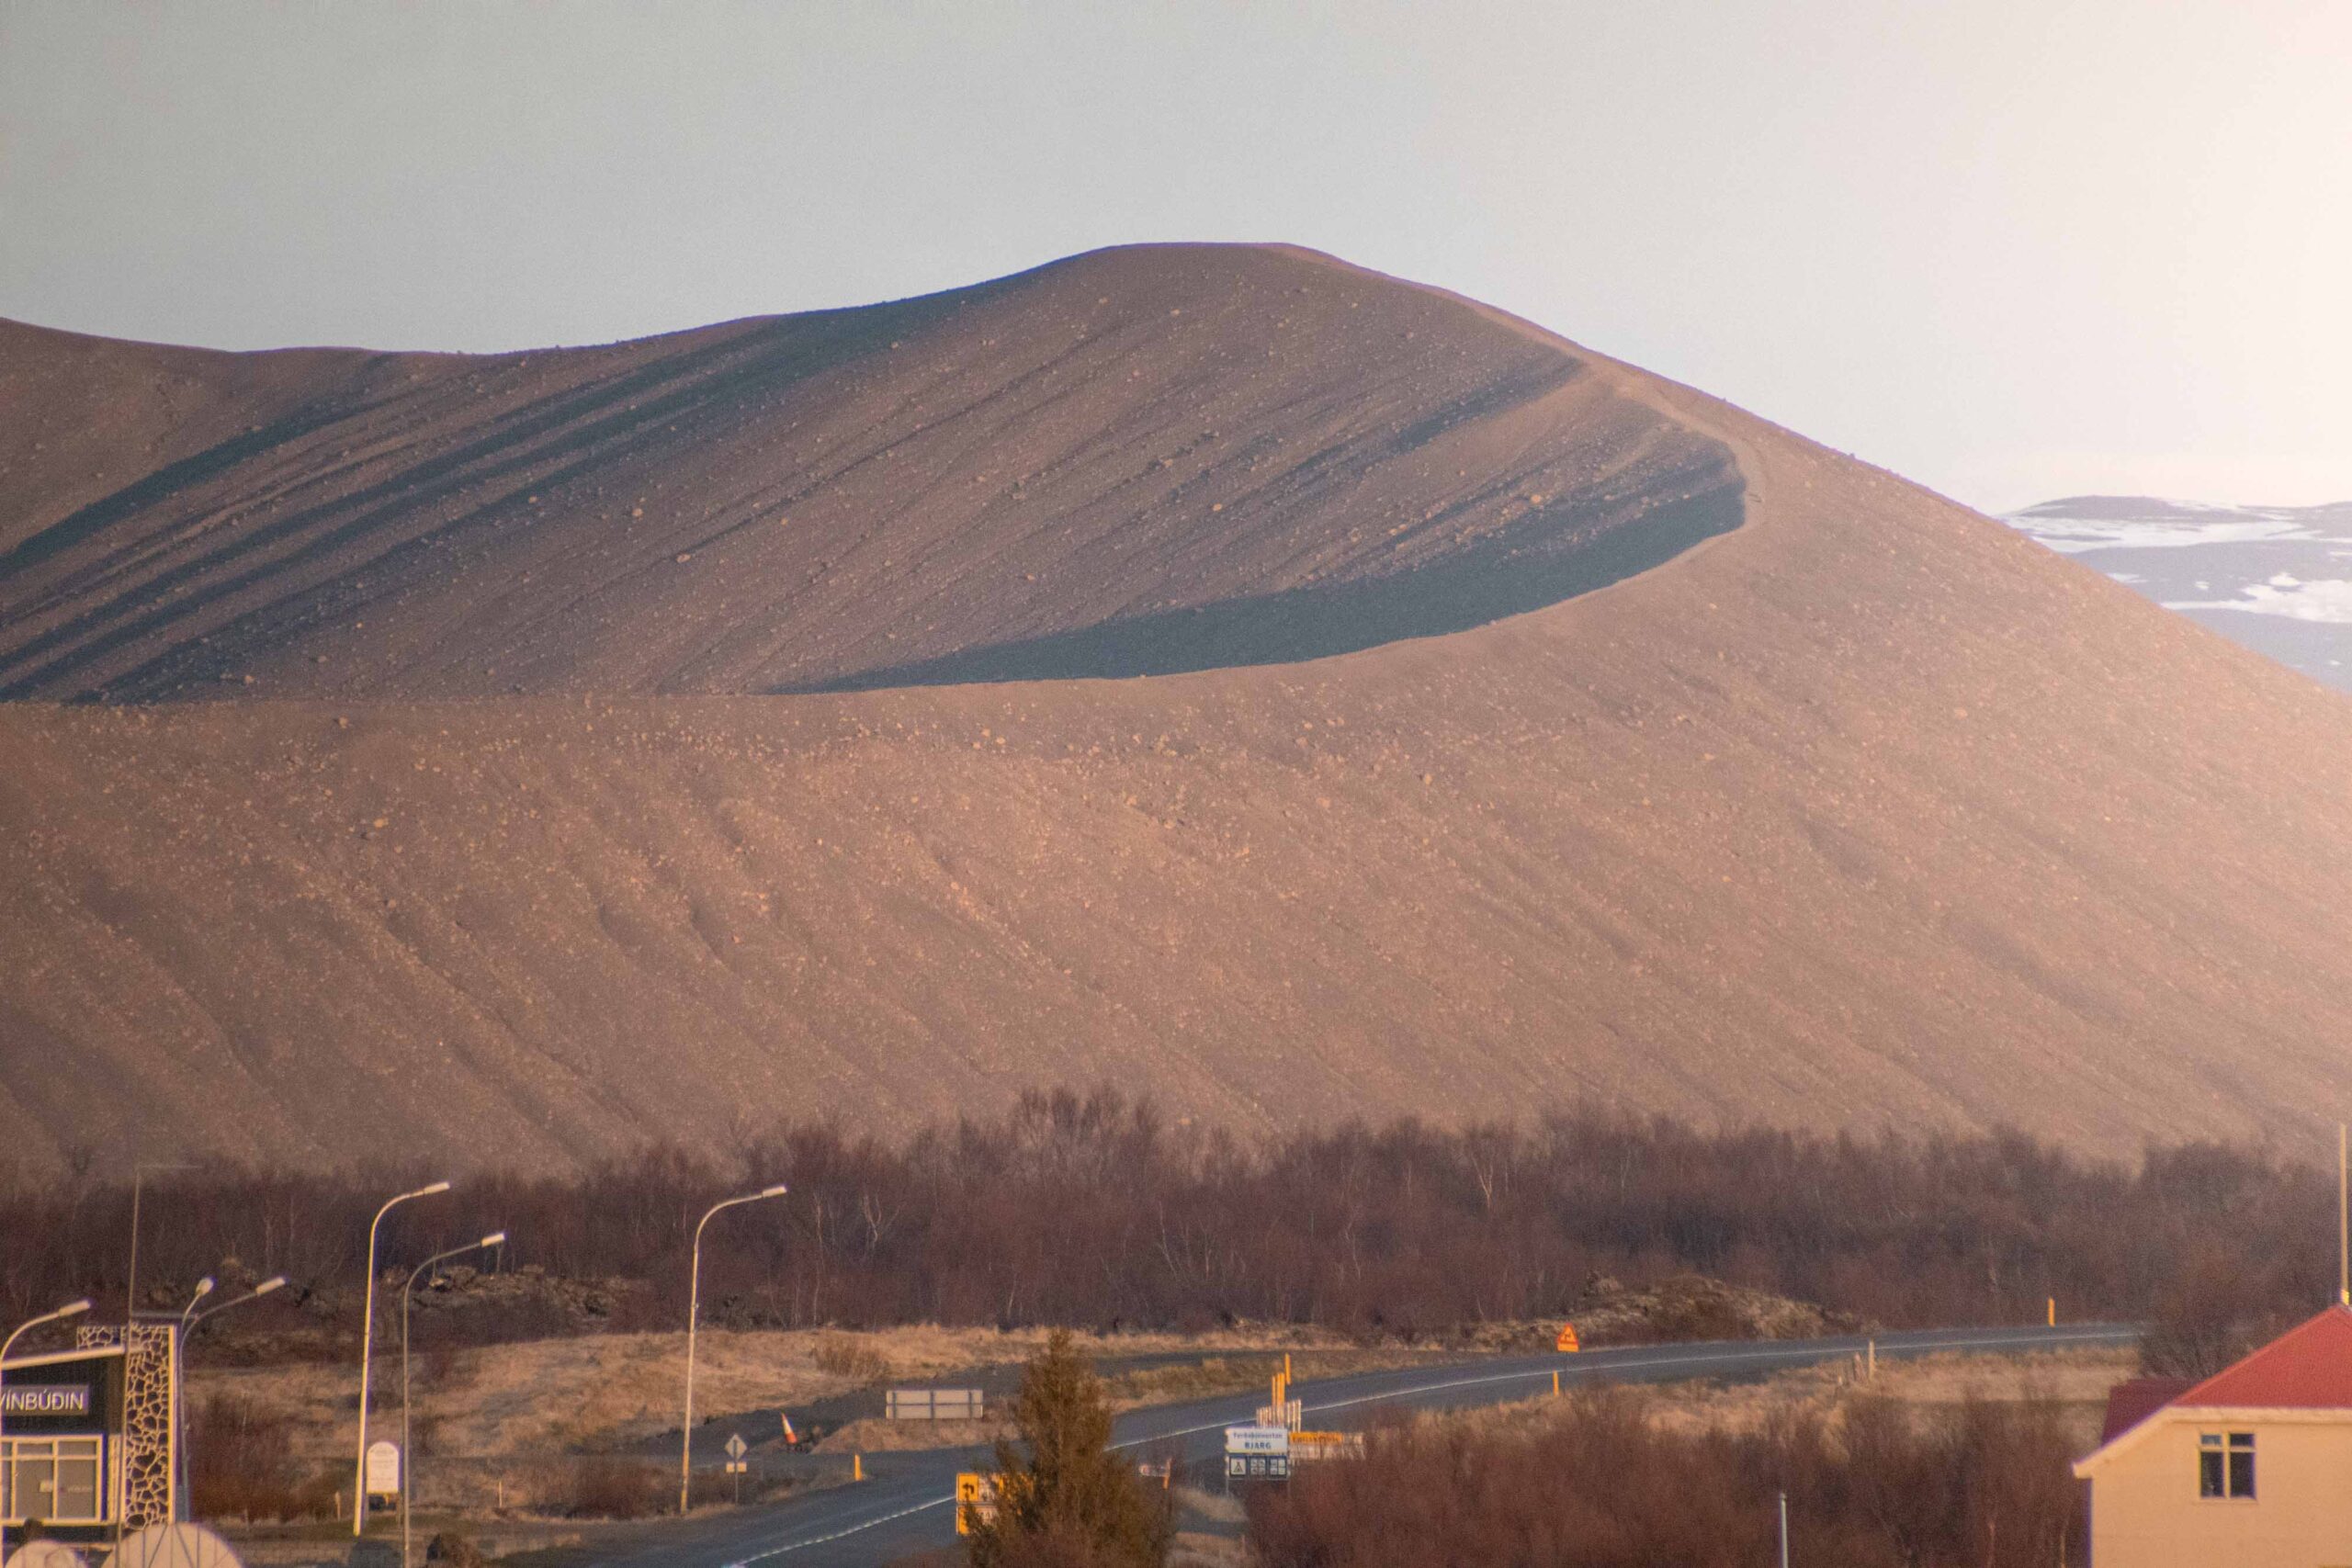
[1778,1489,1791,1568]
[121,1161,190,1543]
[2337,1122,2347,1308]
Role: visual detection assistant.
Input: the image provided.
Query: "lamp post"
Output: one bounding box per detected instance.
[1,1298,95,1558]
[678,1186,787,1516]
[187,1279,287,1331]
[168,1278,212,1521]
[401,1234,503,1568]
[353,1181,451,1538]
[177,1277,283,1522]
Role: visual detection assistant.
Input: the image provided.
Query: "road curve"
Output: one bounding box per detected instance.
[583,1324,2133,1568]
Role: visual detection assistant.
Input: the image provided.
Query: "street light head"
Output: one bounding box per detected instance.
[417,1179,453,1198]
[194,1277,216,1298]
[760,1184,790,1199]
[58,1298,92,1318]
[254,1277,287,1297]
[479,1232,507,1249]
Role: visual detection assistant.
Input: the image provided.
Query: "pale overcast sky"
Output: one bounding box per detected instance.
[4,2,2346,512]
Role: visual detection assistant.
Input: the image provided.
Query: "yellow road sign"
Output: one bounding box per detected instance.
[1556,1323,1580,1352]
[1289,1430,1365,1462]
[955,1472,1001,1535]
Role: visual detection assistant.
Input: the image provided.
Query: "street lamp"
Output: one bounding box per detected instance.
[401,1234,503,1568]
[176,1277,284,1521]
[187,1277,287,1332]
[678,1186,787,1516]
[352,1181,451,1539]
[176,1280,216,1337]
[1,1299,94,1557]
[168,1277,212,1520]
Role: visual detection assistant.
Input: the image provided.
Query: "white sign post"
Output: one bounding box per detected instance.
[723,1432,749,1501]
[365,1440,401,1502]
[1224,1424,1291,1483]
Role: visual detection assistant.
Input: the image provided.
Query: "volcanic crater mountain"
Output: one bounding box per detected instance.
[5,243,2350,1171]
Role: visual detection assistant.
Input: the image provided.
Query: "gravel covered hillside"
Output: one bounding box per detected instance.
[6,245,2351,1169]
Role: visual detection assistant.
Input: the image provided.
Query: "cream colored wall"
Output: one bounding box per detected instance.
[2090,1411,2352,1568]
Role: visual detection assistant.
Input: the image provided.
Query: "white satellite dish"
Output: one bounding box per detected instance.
[3,1541,91,1568]
[107,1523,243,1568]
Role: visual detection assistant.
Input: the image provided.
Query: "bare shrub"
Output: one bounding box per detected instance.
[973,1522,1148,1568]
[423,1342,471,1393]
[814,1333,894,1382]
[542,1455,665,1519]
[1246,1386,2082,1568]
[1639,1278,1754,1343]
[425,1530,484,1568]
[2139,1246,2278,1378]
[188,1396,308,1522]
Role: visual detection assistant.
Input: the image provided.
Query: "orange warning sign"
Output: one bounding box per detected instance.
[1556,1323,1580,1352]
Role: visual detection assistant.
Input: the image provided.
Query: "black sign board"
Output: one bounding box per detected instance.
[0,1350,121,1436]
[2,1347,125,1545]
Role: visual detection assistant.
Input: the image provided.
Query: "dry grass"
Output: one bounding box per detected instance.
[1169,1532,1250,1567]
[802,1346,1454,1457]
[1435,1347,2132,1452]
[1102,1348,1438,1410]
[188,1321,1386,1464]
[815,1416,1012,1453]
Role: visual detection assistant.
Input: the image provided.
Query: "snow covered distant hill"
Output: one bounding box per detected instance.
[2009,496,2352,692]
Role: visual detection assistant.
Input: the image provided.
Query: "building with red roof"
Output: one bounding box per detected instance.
[2075,1304,2352,1566]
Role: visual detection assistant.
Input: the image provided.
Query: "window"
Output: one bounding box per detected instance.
[2198,1432,2255,1499]
[2,1435,107,1525]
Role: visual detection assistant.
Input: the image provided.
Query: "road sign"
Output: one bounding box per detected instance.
[365,1439,401,1497]
[955,1472,1001,1535]
[1225,1423,1291,1479]
[888,1387,985,1420]
[1288,1430,1364,1463]
[725,1433,748,1461]
[1556,1322,1580,1352]
[1226,1425,1291,1456]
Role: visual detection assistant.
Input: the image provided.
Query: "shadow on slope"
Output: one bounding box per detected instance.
[0,285,1003,702]
[787,481,1744,689]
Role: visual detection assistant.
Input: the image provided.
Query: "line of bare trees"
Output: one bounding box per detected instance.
[0,1089,2327,1358]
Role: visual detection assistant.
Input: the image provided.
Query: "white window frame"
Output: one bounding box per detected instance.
[2197,1430,2256,1500]
[1,1434,109,1526]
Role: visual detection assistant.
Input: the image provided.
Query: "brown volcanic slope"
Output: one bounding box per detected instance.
[5,243,2352,1172]
[0,245,1735,700]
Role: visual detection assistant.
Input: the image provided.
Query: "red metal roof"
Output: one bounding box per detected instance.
[2177,1303,2352,1409]
[2101,1377,2192,1442]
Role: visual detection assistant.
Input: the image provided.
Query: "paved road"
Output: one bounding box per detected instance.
[589,1323,2133,1568]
